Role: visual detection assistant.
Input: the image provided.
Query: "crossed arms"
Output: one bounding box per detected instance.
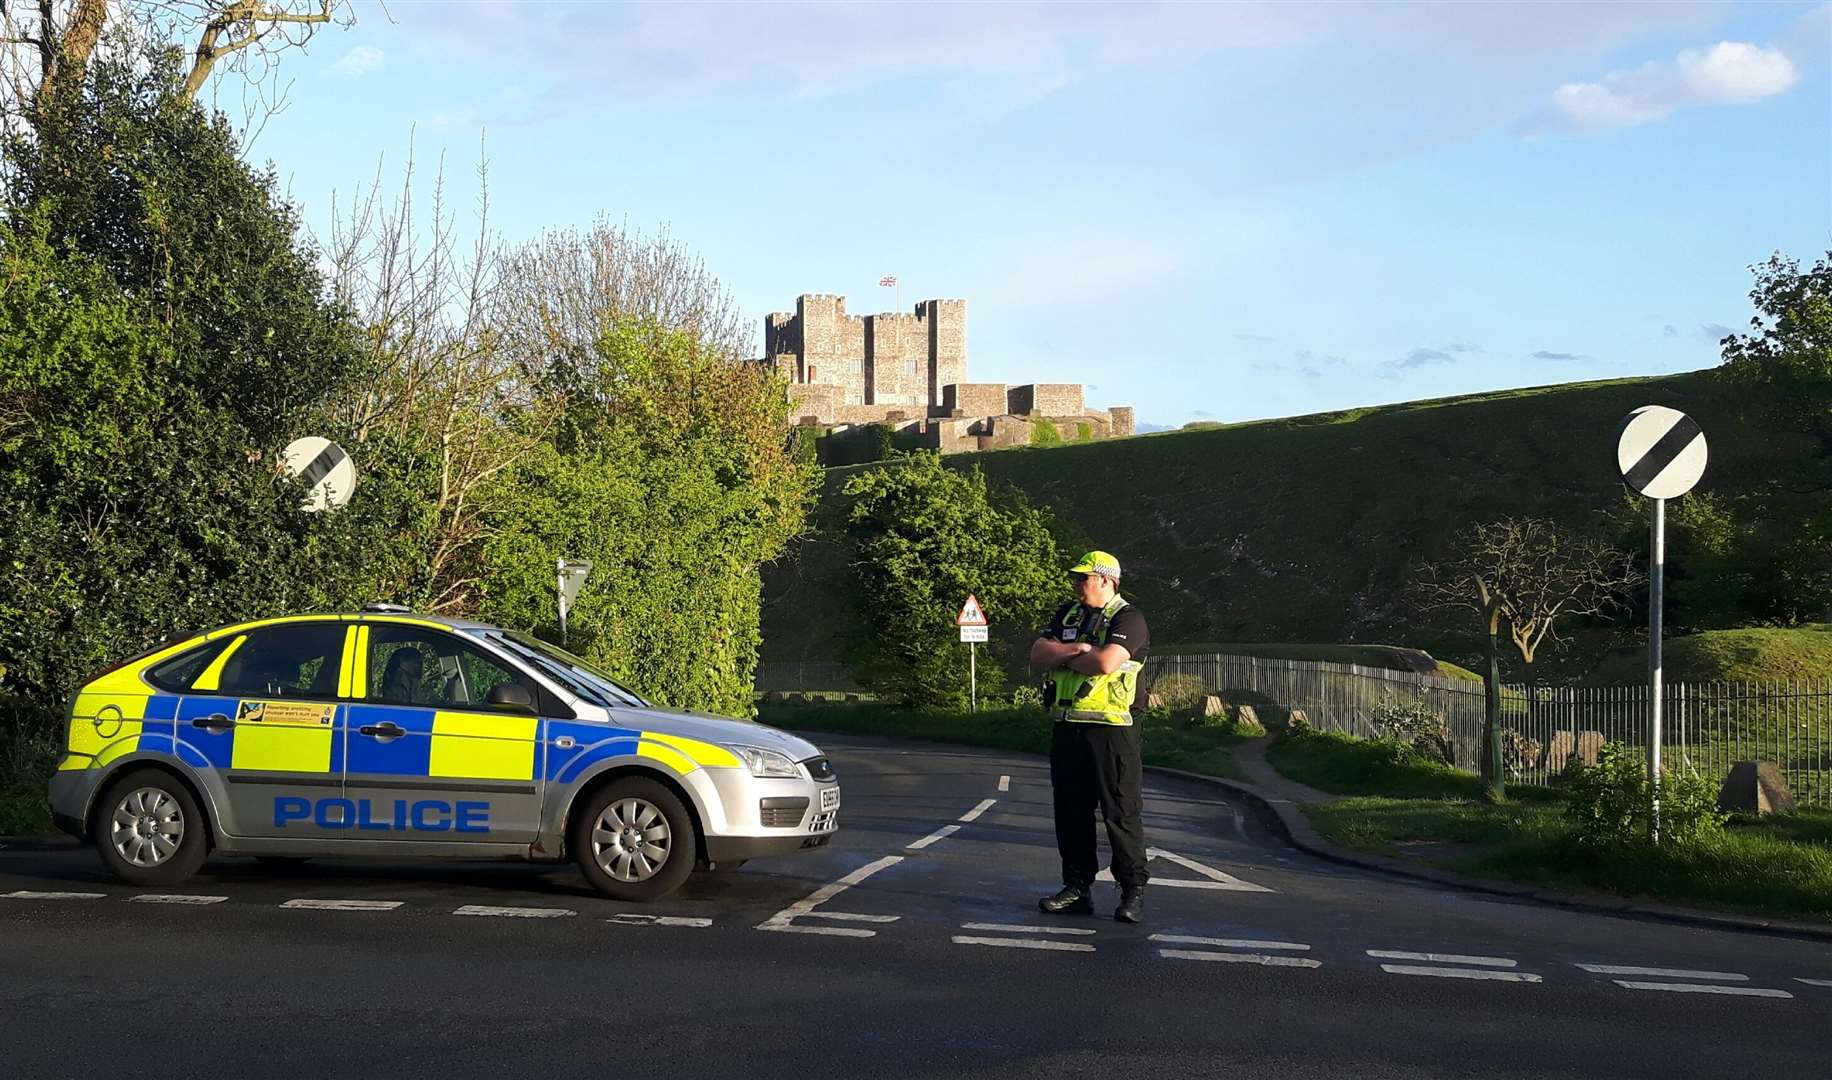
[1029,637,1133,676]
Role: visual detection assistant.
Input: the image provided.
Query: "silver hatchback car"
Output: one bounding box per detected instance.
[49,608,840,901]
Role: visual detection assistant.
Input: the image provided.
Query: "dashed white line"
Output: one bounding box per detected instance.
[1154,934,1310,952]
[998,775,1011,792]
[1575,964,1747,981]
[1369,950,1517,969]
[280,899,404,911]
[907,825,960,850]
[952,935,1095,953]
[1615,981,1791,998]
[963,922,1098,937]
[128,894,228,905]
[802,910,899,923]
[453,904,575,919]
[608,914,712,928]
[1380,964,1542,983]
[757,854,903,937]
[1161,949,1322,968]
[1795,978,1832,988]
[1,890,106,900]
[959,798,997,823]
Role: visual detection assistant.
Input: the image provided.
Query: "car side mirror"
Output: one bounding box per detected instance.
[486,682,535,712]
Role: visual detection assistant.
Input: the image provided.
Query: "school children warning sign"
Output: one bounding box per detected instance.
[956,595,988,627]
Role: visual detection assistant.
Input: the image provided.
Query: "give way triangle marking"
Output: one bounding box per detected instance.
[1096,847,1273,893]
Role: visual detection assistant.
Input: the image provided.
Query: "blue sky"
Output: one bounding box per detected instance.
[240,1,1830,429]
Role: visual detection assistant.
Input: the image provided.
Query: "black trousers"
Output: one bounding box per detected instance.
[1049,721,1148,889]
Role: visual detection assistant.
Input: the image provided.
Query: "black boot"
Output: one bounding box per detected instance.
[1114,886,1144,924]
[1038,885,1093,915]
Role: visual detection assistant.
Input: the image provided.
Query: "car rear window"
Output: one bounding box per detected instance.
[146,640,235,693]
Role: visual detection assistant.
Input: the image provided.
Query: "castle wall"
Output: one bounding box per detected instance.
[941,382,1009,417]
[1109,407,1135,437]
[797,295,867,404]
[788,383,843,425]
[923,299,966,405]
[1007,383,1084,416]
[865,312,928,407]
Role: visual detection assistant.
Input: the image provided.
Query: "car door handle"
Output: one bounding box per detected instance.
[191,714,234,732]
[359,722,405,740]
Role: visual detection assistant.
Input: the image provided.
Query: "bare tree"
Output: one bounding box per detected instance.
[324,143,561,614]
[2,0,350,123]
[1413,517,1643,800]
[494,217,754,379]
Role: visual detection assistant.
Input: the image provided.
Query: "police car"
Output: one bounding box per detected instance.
[47,606,840,901]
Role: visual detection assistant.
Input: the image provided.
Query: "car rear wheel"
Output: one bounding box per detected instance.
[573,777,695,902]
[95,769,208,887]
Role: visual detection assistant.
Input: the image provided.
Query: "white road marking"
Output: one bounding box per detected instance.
[1380,964,1542,983]
[1575,964,1747,981]
[1,890,106,900]
[952,935,1095,953]
[1369,950,1517,968]
[803,910,899,923]
[1161,949,1321,968]
[998,775,1010,792]
[453,904,575,919]
[1096,847,1273,892]
[280,899,404,911]
[608,914,712,928]
[907,825,960,850]
[1615,981,1792,998]
[1795,978,1832,987]
[757,854,903,937]
[1153,934,1310,951]
[128,894,228,905]
[963,922,1098,937]
[959,798,997,823]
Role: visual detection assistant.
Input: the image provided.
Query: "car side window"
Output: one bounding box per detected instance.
[215,624,346,700]
[367,625,534,712]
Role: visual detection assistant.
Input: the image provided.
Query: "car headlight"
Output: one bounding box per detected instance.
[729,744,802,779]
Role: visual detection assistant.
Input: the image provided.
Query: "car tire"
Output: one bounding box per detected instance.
[572,777,696,902]
[94,769,208,887]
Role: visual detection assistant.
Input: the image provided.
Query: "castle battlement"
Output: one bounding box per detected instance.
[757,292,1130,456]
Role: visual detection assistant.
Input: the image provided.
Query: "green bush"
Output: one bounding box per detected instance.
[1030,418,1062,447]
[1150,672,1209,714]
[867,424,898,461]
[1076,422,1093,441]
[1010,684,1044,710]
[1564,741,1727,846]
[1368,692,1455,765]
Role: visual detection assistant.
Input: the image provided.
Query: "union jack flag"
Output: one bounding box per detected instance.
[879,276,897,287]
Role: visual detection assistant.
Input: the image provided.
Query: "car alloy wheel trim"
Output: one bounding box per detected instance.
[110,787,184,868]
[591,797,672,882]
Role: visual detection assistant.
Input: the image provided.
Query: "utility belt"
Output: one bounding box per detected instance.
[1053,707,1135,727]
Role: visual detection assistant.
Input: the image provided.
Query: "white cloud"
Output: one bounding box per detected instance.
[335,45,385,76]
[1530,39,1798,133]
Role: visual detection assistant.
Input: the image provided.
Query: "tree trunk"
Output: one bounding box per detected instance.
[1482,625,1506,804]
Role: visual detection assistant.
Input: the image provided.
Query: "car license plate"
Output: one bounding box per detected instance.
[820,786,840,812]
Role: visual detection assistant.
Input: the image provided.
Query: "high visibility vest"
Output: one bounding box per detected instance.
[1050,596,1143,726]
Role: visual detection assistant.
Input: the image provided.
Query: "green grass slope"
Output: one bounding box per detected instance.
[1586,624,1832,684]
[762,370,1829,680]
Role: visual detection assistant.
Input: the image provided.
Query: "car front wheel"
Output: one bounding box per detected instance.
[572,777,695,902]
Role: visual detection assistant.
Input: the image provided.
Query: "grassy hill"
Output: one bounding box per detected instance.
[761,369,1830,683]
[1586,624,1832,684]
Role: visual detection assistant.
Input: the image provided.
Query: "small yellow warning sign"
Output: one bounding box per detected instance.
[236,700,336,727]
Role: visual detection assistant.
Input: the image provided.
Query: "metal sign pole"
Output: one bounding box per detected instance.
[970,641,977,714]
[557,560,569,647]
[1649,497,1665,843]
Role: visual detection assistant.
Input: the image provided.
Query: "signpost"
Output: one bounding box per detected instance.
[957,595,989,713]
[280,436,356,513]
[557,558,593,646]
[1615,406,1708,842]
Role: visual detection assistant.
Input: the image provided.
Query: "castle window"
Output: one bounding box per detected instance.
[808,364,817,383]
[905,357,918,379]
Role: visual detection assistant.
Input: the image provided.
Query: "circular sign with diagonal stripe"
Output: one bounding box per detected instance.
[1616,406,1707,499]
[281,436,357,512]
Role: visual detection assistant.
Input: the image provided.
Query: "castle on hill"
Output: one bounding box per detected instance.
[754,294,1132,455]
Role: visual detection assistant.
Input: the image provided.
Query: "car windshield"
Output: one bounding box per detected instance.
[480,630,649,710]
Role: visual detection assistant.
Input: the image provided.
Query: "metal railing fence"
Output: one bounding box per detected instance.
[1141,654,1832,809]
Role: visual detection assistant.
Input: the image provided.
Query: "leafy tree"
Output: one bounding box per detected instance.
[479,318,816,718]
[842,454,1060,708]
[1720,251,1832,444]
[0,53,390,725]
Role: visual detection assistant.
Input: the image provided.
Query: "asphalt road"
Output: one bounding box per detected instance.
[3,734,1829,1079]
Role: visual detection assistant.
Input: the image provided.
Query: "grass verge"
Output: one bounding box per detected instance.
[1274,729,1832,922]
[758,702,1247,779]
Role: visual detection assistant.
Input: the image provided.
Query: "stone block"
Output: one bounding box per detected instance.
[1284,707,1311,733]
[1201,695,1227,718]
[1717,760,1797,815]
[1146,692,1165,710]
[1234,705,1267,737]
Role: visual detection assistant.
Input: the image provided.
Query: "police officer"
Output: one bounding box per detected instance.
[1030,550,1150,923]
